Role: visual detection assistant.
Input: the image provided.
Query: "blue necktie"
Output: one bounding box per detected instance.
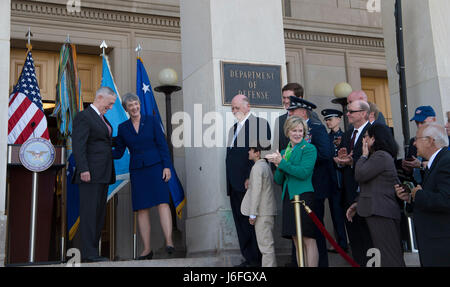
[412,156,423,184]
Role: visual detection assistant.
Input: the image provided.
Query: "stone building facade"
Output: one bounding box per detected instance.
[2,0,422,265]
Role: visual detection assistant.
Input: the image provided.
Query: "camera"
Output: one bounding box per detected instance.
[402,181,415,193]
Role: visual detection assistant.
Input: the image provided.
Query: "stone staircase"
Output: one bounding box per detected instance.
[36,251,420,267]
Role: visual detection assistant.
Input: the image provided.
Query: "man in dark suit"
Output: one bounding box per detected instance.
[322,109,348,252]
[335,100,373,266]
[396,123,450,266]
[287,96,335,267]
[72,86,117,262]
[226,94,271,267]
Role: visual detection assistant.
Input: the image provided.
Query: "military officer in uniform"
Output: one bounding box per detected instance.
[321,109,348,252]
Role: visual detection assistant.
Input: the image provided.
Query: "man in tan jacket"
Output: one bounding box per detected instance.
[241,146,277,267]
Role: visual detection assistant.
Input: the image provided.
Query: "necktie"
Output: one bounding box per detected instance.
[350,129,358,151]
[423,166,430,180]
[101,114,112,136]
[231,123,242,147]
[412,156,423,184]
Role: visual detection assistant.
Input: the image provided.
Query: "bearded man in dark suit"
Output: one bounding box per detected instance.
[226,94,271,267]
[72,86,117,262]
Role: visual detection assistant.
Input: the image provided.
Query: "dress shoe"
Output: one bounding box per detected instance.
[83,256,109,263]
[166,246,175,255]
[137,251,153,260]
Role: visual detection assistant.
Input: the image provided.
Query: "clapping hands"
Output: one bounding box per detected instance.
[265,150,283,166]
[334,148,353,166]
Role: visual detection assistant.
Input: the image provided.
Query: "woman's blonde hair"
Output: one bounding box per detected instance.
[283,116,308,138]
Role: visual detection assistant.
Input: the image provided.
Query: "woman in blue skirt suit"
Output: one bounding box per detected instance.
[112,93,174,260]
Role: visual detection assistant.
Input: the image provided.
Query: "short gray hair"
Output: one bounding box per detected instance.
[422,123,449,148]
[358,100,370,112]
[122,93,141,111]
[95,86,116,99]
[355,100,370,120]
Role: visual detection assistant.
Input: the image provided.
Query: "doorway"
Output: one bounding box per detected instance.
[361,72,393,127]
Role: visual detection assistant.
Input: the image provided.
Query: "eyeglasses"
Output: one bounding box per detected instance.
[415,136,431,141]
[347,109,364,114]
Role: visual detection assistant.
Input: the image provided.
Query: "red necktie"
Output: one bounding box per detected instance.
[101,114,112,136]
[350,129,358,151]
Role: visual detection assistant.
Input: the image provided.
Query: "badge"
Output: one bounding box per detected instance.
[305,134,312,143]
[19,137,56,172]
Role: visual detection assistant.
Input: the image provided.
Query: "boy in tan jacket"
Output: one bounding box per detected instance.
[241,146,277,267]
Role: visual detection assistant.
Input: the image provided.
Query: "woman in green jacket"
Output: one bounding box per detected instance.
[267,116,319,267]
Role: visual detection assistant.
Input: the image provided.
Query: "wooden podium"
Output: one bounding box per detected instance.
[6,144,65,265]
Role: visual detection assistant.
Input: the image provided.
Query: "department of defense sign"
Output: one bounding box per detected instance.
[221,61,282,108]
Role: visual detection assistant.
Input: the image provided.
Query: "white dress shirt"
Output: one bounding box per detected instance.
[427,148,443,169]
[230,112,252,147]
[352,121,369,145]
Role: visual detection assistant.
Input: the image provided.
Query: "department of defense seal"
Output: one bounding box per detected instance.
[19,137,56,172]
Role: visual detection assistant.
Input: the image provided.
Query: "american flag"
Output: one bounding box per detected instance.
[8,51,49,144]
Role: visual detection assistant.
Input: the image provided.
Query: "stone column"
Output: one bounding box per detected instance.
[0,0,11,267]
[180,0,287,265]
[382,0,450,148]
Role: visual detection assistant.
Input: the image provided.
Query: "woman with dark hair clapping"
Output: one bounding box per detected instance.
[346,123,405,267]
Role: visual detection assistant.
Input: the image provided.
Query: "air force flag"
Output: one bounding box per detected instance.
[136,57,186,218]
[102,55,130,200]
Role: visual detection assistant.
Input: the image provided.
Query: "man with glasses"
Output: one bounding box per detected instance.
[347,90,386,125]
[334,100,373,266]
[395,123,450,266]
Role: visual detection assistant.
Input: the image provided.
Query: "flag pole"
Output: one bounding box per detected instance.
[60,145,67,262]
[135,44,142,59]
[26,27,33,51]
[23,29,39,264]
[100,40,107,57]
[60,36,71,263]
[99,39,117,260]
[133,212,137,259]
[132,44,142,259]
[109,195,116,260]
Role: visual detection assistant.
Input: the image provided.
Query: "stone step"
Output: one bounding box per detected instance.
[37,251,420,267]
